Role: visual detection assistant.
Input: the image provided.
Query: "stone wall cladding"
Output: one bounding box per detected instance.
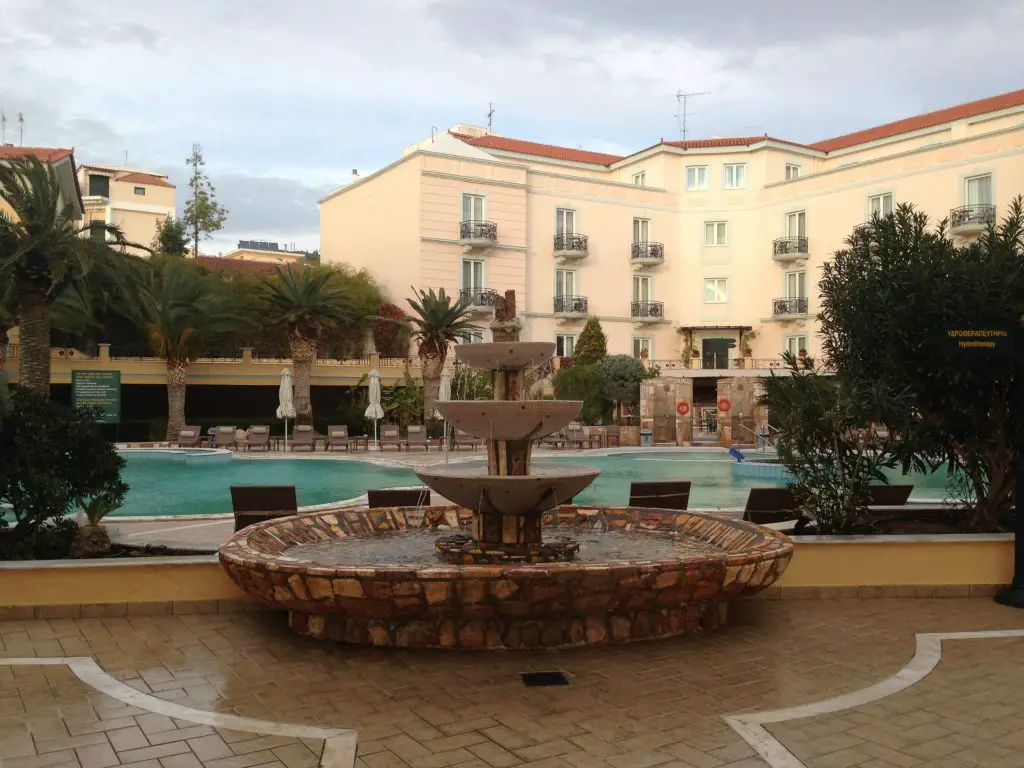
[219,505,793,649]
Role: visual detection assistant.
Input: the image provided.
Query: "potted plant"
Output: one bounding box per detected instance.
[70,492,123,558]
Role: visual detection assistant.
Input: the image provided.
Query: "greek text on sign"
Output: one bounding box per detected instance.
[944,328,1013,354]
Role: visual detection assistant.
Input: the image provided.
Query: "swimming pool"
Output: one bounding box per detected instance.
[112,449,951,517]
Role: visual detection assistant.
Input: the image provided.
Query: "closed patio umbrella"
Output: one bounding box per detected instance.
[437,364,455,462]
[276,368,296,451]
[365,369,384,448]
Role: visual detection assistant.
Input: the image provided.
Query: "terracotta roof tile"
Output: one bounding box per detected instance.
[811,87,1024,152]
[450,131,624,166]
[117,171,175,188]
[663,136,811,150]
[0,146,73,162]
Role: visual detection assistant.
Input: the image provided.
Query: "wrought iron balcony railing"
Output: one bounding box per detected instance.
[630,242,665,263]
[949,204,996,230]
[459,219,497,242]
[630,300,665,319]
[459,287,500,308]
[553,233,588,253]
[772,297,809,316]
[553,295,588,314]
[772,236,808,257]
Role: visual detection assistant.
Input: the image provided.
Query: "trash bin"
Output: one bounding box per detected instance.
[640,428,653,448]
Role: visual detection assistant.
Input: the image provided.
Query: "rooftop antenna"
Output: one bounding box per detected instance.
[17,112,24,146]
[1,110,5,144]
[430,125,437,142]
[486,102,495,133]
[674,90,710,141]
[124,150,128,167]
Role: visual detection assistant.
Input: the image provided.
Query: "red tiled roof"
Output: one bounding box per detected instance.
[197,256,304,276]
[117,171,175,188]
[663,136,811,150]
[450,131,624,166]
[811,87,1024,153]
[0,146,73,162]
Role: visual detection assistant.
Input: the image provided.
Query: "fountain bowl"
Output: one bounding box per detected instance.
[218,505,793,649]
[434,400,583,441]
[455,341,555,371]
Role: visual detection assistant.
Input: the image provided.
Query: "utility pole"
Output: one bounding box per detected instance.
[17,112,24,146]
[1,111,5,144]
[675,90,710,141]
[486,102,495,134]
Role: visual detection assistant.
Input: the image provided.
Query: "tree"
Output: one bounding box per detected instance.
[151,216,191,258]
[554,364,609,425]
[594,354,658,421]
[0,157,140,393]
[259,265,362,425]
[818,200,1024,531]
[373,302,410,357]
[403,288,478,420]
[136,258,251,439]
[573,316,607,365]
[183,144,228,257]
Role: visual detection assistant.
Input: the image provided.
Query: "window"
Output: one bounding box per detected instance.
[88,221,106,242]
[461,193,484,221]
[87,174,110,197]
[685,165,708,191]
[785,335,808,357]
[966,174,992,205]
[461,259,484,291]
[723,163,746,189]
[869,193,893,216]
[704,221,727,246]
[704,278,728,304]
[555,208,576,234]
[785,164,801,180]
[632,274,651,303]
[133,186,146,196]
[632,337,651,359]
[466,330,485,344]
[785,271,807,298]
[632,171,646,186]
[555,269,576,297]
[555,334,575,357]
[632,217,649,243]
[786,210,806,237]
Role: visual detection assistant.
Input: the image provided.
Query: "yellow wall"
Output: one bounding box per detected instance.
[110,178,176,209]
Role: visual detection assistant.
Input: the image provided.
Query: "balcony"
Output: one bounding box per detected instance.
[460,287,501,316]
[459,220,497,251]
[771,236,808,264]
[630,242,665,268]
[772,297,809,318]
[949,204,995,238]
[630,300,666,325]
[553,295,588,321]
[553,233,589,262]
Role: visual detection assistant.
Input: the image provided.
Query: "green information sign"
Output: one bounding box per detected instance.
[71,370,121,424]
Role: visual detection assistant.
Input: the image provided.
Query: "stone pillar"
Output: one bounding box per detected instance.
[717,378,733,447]
[716,378,757,447]
[639,380,656,438]
[674,378,694,445]
[98,343,111,363]
[241,347,254,364]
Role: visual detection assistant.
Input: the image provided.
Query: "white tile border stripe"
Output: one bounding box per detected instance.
[723,629,1024,768]
[0,656,357,768]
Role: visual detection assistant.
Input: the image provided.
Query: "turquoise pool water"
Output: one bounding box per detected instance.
[112,449,952,517]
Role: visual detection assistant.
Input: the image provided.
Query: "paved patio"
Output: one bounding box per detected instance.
[2,598,1023,767]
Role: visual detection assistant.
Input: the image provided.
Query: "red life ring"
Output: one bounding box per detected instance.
[676,401,690,417]
[718,398,732,412]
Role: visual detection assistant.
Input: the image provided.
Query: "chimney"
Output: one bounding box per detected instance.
[351,169,359,182]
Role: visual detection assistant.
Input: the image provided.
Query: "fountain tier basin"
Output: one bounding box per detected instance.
[455,341,555,370]
[218,505,793,649]
[434,400,583,441]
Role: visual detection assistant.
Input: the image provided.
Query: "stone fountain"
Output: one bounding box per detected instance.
[218,290,793,649]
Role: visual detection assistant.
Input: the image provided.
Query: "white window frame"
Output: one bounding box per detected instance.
[785,210,806,237]
[461,258,485,291]
[785,271,807,299]
[632,171,647,186]
[465,330,485,344]
[704,278,728,304]
[704,221,727,246]
[723,163,747,190]
[785,163,801,181]
[965,173,993,205]
[868,193,894,217]
[784,335,808,357]
[632,273,652,303]
[632,337,652,359]
[461,193,485,222]
[555,268,578,298]
[555,334,576,358]
[555,207,576,235]
[632,217,650,243]
[685,165,708,191]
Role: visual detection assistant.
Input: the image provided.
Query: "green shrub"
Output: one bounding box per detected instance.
[554,364,610,424]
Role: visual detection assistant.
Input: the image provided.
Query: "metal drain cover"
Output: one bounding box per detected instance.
[520,671,569,687]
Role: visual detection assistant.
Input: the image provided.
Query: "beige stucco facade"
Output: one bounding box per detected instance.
[320,92,1024,375]
[78,164,176,256]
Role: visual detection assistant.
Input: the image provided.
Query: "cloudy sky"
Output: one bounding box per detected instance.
[2,0,1022,253]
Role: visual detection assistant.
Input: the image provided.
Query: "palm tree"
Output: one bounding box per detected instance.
[405,288,478,420]
[259,265,356,425]
[0,156,142,392]
[136,258,251,440]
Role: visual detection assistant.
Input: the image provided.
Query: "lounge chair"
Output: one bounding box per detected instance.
[230,485,298,532]
[604,426,620,447]
[869,485,913,506]
[213,426,238,449]
[567,426,599,449]
[538,428,567,449]
[367,488,431,508]
[175,426,201,448]
[379,425,405,451]
[290,424,316,452]
[326,425,354,452]
[628,481,691,511]
[743,487,797,524]
[246,424,270,452]
[406,424,430,451]
[453,430,481,450]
